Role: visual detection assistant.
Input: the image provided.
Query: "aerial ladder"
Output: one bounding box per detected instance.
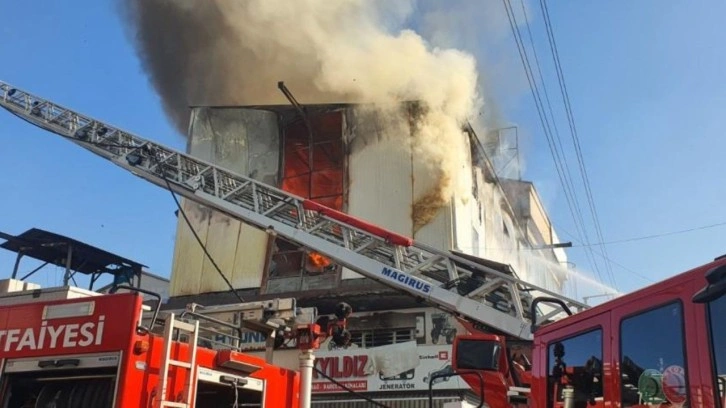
[0,80,587,343]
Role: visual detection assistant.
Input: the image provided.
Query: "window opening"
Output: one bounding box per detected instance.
[547,328,603,408]
[620,301,688,407]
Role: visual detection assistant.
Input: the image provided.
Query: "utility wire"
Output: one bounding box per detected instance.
[501,0,606,284]
[570,220,726,247]
[152,154,245,304]
[537,0,617,288]
[514,0,606,284]
[474,218,726,252]
[558,228,654,284]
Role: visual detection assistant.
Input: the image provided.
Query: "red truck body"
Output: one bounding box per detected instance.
[0,291,299,407]
[454,256,726,408]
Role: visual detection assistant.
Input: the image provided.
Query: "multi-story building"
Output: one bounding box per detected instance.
[164,103,573,407]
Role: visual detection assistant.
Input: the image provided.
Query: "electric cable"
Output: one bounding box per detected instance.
[312,366,390,408]
[558,228,653,284]
[570,220,726,247]
[514,0,608,284]
[150,153,246,303]
[500,0,606,284]
[538,0,617,288]
[232,381,239,408]
[480,217,726,252]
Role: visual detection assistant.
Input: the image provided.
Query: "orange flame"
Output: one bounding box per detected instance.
[308,252,331,268]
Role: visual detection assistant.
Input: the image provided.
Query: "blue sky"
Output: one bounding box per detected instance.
[0,1,724,297]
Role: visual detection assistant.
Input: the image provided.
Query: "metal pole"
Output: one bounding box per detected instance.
[562,386,575,408]
[63,244,73,286]
[11,251,24,280]
[299,349,315,408]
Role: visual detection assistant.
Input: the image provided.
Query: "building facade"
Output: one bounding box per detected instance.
[165,103,572,406]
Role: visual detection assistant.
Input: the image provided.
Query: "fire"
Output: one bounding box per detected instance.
[308,252,331,268]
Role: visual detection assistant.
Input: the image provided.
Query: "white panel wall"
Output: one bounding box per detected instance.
[169,108,278,296]
[344,109,415,279]
[345,110,474,278]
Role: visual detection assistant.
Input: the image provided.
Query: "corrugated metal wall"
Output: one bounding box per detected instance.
[169,108,279,296]
[344,108,415,279]
[344,107,465,278]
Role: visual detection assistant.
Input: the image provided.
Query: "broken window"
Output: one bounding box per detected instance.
[280,110,345,211]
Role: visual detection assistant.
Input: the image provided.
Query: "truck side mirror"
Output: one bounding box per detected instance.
[693,264,726,303]
[454,337,501,371]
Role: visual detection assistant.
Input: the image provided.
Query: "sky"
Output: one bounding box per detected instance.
[0,1,724,299]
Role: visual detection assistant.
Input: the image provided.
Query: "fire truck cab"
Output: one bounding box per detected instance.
[453,255,726,408]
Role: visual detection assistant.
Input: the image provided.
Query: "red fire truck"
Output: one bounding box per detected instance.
[452,254,726,408]
[0,284,310,407]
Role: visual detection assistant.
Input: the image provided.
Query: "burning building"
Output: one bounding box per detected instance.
[122,0,573,404]
[168,102,568,296]
[164,101,570,406]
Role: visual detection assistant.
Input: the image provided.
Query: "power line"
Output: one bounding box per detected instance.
[480,218,726,251]
[152,154,245,304]
[571,220,726,247]
[501,0,607,285]
[537,0,618,288]
[515,0,609,284]
[557,228,654,284]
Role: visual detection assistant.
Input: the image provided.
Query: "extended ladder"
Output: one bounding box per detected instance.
[0,81,588,340]
[157,314,200,408]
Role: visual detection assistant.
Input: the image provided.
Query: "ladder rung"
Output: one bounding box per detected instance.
[160,402,189,408]
[169,359,192,369]
[173,320,196,333]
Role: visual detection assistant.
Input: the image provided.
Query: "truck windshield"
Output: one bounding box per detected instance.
[708,295,726,406]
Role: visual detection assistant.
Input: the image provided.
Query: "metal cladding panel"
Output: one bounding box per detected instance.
[451,195,476,256]
[410,157,454,252]
[189,107,280,185]
[230,222,270,289]
[198,209,243,293]
[170,194,209,296]
[479,182,527,281]
[170,108,278,295]
[345,109,414,279]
